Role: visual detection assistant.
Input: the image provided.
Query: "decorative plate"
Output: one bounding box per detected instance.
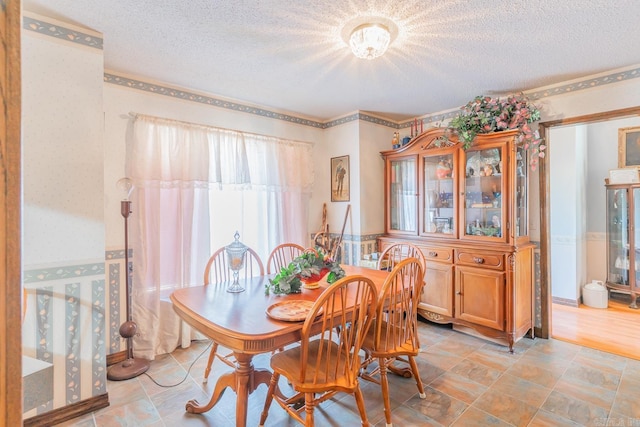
[266,300,320,322]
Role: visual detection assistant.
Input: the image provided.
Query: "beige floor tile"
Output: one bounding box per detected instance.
[374,404,442,426]
[49,321,640,427]
[505,358,566,388]
[489,373,552,407]
[430,334,486,357]
[418,347,464,372]
[610,377,640,419]
[552,375,616,411]
[449,358,503,386]
[93,397,161,426]
[472,388,538,426]
[527,409,583,426]
[450,406,512,426]
[465,345,521,372]
[405,386,468,425]
[541,389,609,426]
[428,371,487,404]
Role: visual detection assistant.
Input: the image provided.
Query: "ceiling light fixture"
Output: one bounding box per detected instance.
[341,17,398,61]
[349,23,391,60]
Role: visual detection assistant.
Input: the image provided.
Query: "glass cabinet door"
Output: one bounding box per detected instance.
[606,187,629,287]
[389,157,416,233]
[515,146,528,237]
[423,153,455,236]
[462,146,505,240]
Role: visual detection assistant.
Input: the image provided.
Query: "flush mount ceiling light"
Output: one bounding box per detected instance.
[341,17,398,60]
[349,23,390,60]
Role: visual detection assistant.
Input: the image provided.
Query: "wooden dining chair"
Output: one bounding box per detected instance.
[201,245,264,383]
[376,243,426,367]
[259,275,378,427]
[360,257,427,427]
[377,242,426,272]
[266,242,305,274]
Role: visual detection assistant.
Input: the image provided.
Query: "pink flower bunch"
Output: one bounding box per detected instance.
[448,94,546,170]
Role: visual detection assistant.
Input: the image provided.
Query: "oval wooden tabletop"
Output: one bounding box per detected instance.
[170,265,389,353]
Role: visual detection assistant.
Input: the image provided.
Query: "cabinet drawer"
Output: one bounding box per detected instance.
[421,246,453,263]
[456,250,504,270]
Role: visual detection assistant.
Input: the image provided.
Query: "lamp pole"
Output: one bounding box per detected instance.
[107,198,150,380]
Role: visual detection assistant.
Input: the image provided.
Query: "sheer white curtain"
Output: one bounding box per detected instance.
[127,114,313,359]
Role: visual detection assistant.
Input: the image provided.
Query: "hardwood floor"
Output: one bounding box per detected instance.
[552,295,640,361]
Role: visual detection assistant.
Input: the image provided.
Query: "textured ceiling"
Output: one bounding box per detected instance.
[23,0,640,121]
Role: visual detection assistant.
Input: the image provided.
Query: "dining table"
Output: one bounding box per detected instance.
[170,264,389,427]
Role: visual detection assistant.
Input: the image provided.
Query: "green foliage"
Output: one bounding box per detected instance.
[266,248,345,295]
[443,94,546,170]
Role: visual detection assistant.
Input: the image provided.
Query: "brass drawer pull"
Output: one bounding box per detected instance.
[473,256,485,264]
[428,251,437,257]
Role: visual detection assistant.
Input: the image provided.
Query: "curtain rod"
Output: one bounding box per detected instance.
[128,112,315,146]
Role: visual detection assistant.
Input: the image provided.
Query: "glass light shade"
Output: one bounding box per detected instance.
[349,23,391,60]
[225,231,248,293]
[116,177,134,200]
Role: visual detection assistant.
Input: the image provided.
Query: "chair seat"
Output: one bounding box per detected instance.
[271,339,359,393]
[359,258,427,427]
[362,320,419,358]
[259,275,376,427]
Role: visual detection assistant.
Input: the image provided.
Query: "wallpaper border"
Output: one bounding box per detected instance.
[23,262,105,284]
[22,15,103,50]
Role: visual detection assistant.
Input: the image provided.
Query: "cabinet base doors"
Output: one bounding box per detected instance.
[420,262,454,317]
[456,267,505,331]
[379,235,534,351]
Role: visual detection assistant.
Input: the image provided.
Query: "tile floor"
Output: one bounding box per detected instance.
[58,321,640,426]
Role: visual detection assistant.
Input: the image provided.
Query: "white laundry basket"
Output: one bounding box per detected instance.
[582,281,608,308]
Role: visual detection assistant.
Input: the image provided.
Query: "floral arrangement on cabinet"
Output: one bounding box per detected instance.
[440,93,546,170]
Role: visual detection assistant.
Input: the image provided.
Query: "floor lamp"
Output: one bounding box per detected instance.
[108,178,150,381]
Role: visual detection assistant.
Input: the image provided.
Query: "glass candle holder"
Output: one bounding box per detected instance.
[225,231,248,293]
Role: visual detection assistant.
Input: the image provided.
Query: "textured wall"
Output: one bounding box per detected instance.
[22,13,105,266]
[22,12,107,418]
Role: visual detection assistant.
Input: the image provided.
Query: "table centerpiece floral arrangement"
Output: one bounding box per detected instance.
[438,93,545,171]
[265,248,345,295]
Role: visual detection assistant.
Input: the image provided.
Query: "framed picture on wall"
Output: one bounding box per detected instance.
[618,126,640,168]
[331,155,350,202]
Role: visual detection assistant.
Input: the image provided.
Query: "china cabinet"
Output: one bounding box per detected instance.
[380,128,534,351]
[604,183,640,308]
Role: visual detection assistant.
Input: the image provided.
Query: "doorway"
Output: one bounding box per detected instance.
[539,107,640,357]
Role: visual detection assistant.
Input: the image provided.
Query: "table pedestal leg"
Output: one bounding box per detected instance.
[234,353,251,426]
[185,352,273,427]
